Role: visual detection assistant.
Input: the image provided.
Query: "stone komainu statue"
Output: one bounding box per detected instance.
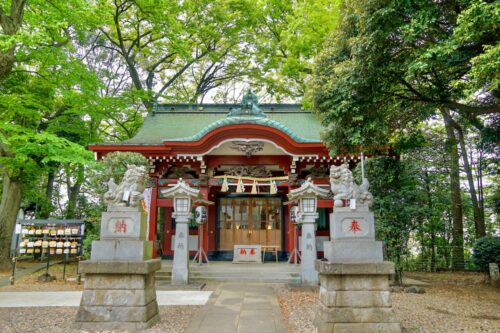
[104,165,146,208]
[329,163,373,208]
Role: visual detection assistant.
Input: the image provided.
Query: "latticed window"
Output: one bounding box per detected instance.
[175,198,190,213]
[301,198,316,213]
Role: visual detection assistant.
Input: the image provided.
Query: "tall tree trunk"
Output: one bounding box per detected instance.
[0,0,26,82]
[441,110,465,270]
[423,170,438,272]
[454,125,485,238]
[65,166,84,219]
[0,175,22,269]
[476,149,486,233]
[39,169,56,219]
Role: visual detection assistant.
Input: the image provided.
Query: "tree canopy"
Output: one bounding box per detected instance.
[0,0,498,270]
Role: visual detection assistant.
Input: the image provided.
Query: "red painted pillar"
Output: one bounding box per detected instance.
[207,204,216,252]
[164,207,173,256]
[148,178,158,258]
[198,185,210,254]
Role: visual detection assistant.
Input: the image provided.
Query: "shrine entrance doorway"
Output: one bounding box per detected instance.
[217,195,283,250]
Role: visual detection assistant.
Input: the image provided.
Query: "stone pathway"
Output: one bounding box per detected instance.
[185,283,287,333]
[0,290,212,307]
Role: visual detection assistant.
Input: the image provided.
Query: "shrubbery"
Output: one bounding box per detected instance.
[472,236,500,271]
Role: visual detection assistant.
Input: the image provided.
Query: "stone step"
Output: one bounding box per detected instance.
[158,266,301,273]
[189,276,300,283]
[155,266,300,283]
[156,270,299,276]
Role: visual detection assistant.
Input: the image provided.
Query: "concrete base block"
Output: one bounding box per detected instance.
[315,322,401,333]
[74,313,159,331]
[81,287,157,306]
[319,288,392,307]
[90,239,153,261]
[315,303,399,323]
[79,259,161,274]
[324,240,383,263]
[315,261,401,333]
[84,273,155,290]
[74,260,161,330]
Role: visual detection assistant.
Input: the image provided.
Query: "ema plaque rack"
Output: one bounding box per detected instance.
[10,219,85,285]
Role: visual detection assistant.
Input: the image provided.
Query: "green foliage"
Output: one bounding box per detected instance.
[98,151,149,183]
[94,0,263,104]
[89,151,149,196]
[251,0,341,100]
[312,0,499,154]
[358,157,424,270]
[0,0,103,180]
[472,236,500,271]
[82,220,100,260]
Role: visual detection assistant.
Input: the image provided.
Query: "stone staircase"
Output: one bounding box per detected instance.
[156,261,301,284]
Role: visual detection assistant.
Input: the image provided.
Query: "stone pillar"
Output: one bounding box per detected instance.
[171,213,190,284]
[301,215,318,285]
[489,263,500,287]
[315,261,401,333]
[74,206,161,330]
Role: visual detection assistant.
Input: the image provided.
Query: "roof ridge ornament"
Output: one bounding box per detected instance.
[227,89,267,118]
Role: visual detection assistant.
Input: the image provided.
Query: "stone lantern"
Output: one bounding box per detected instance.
[287,178,329,285]
[161,178,201,284]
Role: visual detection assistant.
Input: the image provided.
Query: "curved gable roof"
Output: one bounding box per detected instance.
[125,104,323,145]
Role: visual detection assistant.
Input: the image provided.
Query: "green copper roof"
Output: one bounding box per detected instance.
[124,104,323,145]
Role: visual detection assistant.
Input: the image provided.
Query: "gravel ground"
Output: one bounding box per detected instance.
[0,305,200,333]
[0,262,212,332]
[277,272,500,333]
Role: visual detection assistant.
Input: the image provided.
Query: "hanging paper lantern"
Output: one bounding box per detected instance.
[221,177,228,192]
[236,178,245,193]
[270,180,277,194]
[251,180,257,194]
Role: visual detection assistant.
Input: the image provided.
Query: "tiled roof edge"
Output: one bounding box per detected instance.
[163,117,320,143]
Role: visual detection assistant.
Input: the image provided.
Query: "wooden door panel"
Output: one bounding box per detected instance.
[218,196,282,250]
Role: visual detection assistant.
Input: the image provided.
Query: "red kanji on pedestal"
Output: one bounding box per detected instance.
[349,219,362,233]
[114,219,127,234]
[250,248,256,255]
[240,248,247,255]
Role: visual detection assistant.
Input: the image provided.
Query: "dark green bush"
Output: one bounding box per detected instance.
[82,220,100,259]
[472,236,500,271]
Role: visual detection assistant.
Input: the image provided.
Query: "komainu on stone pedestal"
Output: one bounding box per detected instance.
[74,165,160,331]
[314,164,401,333]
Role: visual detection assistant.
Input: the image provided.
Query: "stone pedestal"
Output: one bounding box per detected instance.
[172,215,190,284]
[314,261,401,333]
[301,217,318,285]
[74,259,161,331]
[74,205,160,330]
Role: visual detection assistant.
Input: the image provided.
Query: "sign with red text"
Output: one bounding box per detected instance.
[233,245,262,263]
[107,218,134,236]
[340,217,369,237]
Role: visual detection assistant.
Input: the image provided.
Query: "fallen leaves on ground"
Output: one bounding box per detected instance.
[277,272,500,333]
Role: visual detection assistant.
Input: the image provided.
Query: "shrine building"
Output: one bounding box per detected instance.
[89,92,368,260]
